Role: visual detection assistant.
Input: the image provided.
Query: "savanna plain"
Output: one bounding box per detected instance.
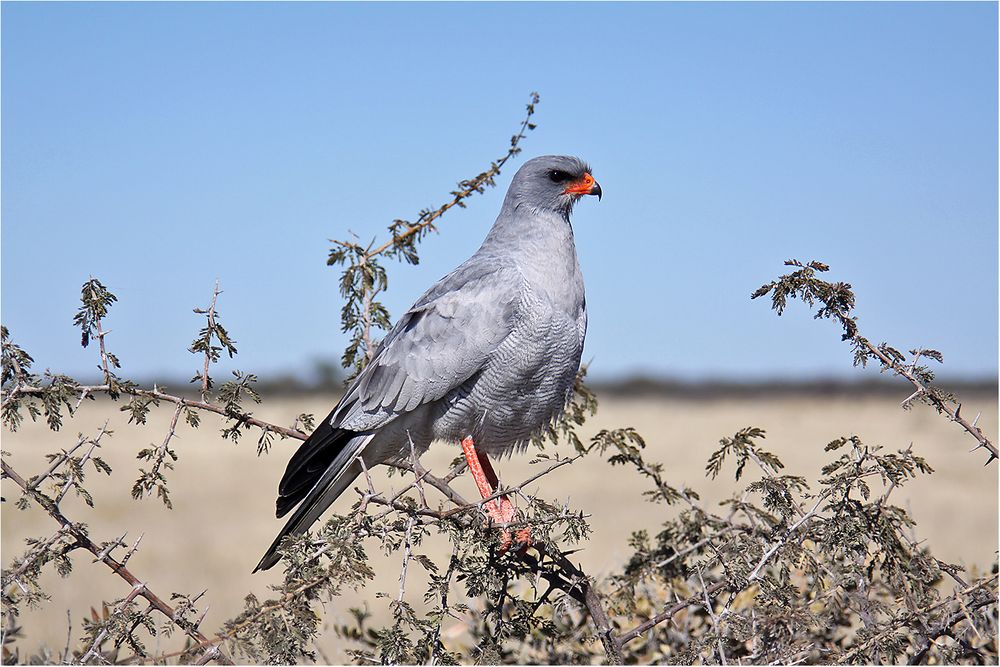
[3,389,997,662]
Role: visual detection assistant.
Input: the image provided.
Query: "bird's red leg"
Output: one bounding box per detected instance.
[460,436,531,551]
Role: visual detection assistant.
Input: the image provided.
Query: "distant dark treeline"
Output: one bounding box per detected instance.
[108,372,997,401]
[587,376,997,400]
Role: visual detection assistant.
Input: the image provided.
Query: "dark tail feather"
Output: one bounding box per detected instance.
[254,417,368,572]
[253,457,363,572]
[276,417,355,518]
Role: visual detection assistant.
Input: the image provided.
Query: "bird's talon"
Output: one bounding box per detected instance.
[497,528,532,556]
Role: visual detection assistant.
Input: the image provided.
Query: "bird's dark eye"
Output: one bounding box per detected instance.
[548,170,573,183]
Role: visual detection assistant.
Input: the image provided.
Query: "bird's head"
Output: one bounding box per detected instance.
[506,155,602,216]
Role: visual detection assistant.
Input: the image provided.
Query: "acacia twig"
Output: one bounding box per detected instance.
[9,384,307,440]
[198,281,222,400]
[367,92,540,260]
[835,578,998,664]
[388,457,624,664]
[0,460,232,665]
[27,434,88,491]
[55,421,111,506]
[754,261,997,462]
[330,93,540,374]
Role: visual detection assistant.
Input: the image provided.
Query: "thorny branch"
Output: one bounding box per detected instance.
[615,580,730,648]
[79,582,147,664]
[93,305,113,387]
[369,92,539,260]
[753,259,997,462]
[54,421,109,506]
[327,92,540,374]
[1,459,231,665]
[92,445,618,664]
[6,383,306,440]
[193,281,225,401]
[837,578,998,664]
[386,457,624,663]
[599,425,995,664]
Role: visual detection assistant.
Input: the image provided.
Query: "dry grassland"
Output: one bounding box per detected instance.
[3,391,996,661]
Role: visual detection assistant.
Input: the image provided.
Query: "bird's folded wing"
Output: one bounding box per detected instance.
[332,261,523,430]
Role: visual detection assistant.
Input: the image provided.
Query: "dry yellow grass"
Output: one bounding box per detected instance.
[2,391,996,661]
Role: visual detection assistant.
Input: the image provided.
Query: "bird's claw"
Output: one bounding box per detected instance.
[485,493,532,554]
[498,527,533,556]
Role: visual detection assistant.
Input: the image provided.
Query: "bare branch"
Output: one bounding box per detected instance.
[199,281,222,400]
[0,459,233,665]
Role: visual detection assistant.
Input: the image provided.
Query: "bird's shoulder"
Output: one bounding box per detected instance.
[330,258,527,426]
[411,255,526,309]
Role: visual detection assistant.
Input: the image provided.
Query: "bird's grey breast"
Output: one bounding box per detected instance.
[433,212,587,453]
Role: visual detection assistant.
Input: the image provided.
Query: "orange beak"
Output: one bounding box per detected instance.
[563,173,602,199]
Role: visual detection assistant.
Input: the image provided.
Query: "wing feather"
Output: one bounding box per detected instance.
[332,261,522,430]
[256,259,522,572]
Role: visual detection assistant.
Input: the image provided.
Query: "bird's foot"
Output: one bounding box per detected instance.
[489,492,532,555]
[460,436,533,554]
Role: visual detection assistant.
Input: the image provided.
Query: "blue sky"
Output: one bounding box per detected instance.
[2,2,997,383]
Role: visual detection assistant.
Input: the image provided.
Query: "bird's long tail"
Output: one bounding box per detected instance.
[254,420,372,572]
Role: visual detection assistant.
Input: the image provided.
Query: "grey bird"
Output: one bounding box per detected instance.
[255,155,601,572]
